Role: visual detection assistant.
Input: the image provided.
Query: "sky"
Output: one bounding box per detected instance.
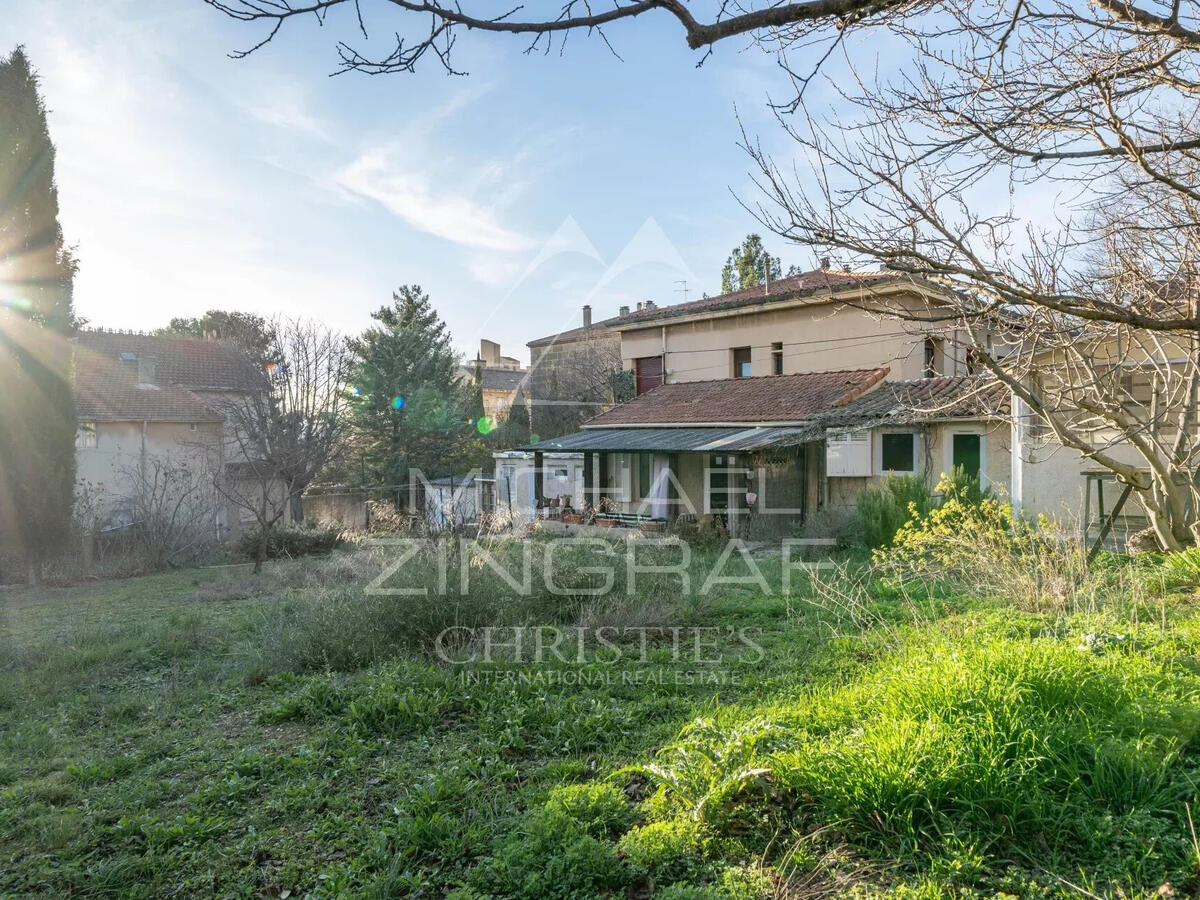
[5,0,865,363]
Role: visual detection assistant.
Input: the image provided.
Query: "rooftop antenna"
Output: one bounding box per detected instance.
[674,279,690,302]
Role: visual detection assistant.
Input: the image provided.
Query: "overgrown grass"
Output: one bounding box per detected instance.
[2,535,1200,898]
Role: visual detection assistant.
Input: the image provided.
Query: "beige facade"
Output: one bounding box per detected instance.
[617,286,972,386]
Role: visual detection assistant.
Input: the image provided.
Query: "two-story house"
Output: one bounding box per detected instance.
[73,330,289,541]
[520,267,1010,534]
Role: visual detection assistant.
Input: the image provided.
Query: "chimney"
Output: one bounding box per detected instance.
[619,305,630,317]
[644,300,656,311]
[137,355,156,385]
[582,305,592,328]
[764,253,771,294]
[479,338,501,365]
[820,257,831,270]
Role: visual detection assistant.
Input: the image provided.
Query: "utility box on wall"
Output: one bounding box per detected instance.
[826,430,871,477]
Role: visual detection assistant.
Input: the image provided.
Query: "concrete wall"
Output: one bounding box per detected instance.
[303,493,369,531]
[619,295,970,384]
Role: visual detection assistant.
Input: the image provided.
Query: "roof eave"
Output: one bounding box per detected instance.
[608,279,945,332]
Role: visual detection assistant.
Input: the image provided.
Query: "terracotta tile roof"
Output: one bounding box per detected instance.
[525,269,911,347]
[610,269,898,328]
[527,320,620,348]
[73,331,265,423]
[585,368,889,427]
[821,375,1009,426]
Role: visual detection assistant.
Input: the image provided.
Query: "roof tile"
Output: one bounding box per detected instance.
[585,368,890,426]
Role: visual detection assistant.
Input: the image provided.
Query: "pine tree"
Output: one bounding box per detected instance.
[0,47,77,583]
[720,234,783,294]
[347,285,485,502]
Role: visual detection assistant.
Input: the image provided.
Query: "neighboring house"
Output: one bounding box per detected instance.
[73,330,289,540]
[460,339,529,422]
[612,266,974,392]
[526,304,631,438]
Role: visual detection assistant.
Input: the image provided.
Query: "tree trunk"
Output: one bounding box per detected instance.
[290,492,304,525]
[254,526,268,575]
[1137,473,1198,552]
[26,550,41,586]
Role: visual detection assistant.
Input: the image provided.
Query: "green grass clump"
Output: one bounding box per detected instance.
[643,631,1200,888]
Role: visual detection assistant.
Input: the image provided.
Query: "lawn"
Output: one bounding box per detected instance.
[1,537,1199,898]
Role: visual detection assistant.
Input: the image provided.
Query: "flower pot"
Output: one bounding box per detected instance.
[639,520,664,534]
[595,517,617,528]
[561,513,582,525]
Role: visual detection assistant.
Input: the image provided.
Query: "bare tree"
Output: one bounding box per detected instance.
[742,0,1200,547]
[203,0,915,75]
[212,317,350,571]
[266,317,351,522]
[124,455,222,568]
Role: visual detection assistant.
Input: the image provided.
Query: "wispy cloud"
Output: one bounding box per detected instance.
[335,146,533,252]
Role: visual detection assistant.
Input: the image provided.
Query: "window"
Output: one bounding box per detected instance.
[553,468,569,479]
[635,355,664,395]
[732,347,752,378]
[75,422,97,450]
[923,337,942,378]
[638,453,652,499]
[771,342,783,375]
[951,433,982,483]
[880,432,916,473]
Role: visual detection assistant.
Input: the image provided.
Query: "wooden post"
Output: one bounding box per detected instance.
[1088,481,1133,561]
[583,452,594,510]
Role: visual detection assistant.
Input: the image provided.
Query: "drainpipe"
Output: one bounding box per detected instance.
[1010,390,1025,515]
[661,326,667,387]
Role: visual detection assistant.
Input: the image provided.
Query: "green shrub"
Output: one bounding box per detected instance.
[856,475,933,549]
[543,782,635,838]
[476,809,629,899]
[656,885,726,900]
[877,473,1087,611]
[618,819,703,868]
[235,522,348,561]
[617,818,711,883]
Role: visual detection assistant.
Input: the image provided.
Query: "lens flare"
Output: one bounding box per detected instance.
[476,416,495,435]
[391,395,405,410]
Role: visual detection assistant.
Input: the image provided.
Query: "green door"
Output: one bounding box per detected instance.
[951,434,982,482]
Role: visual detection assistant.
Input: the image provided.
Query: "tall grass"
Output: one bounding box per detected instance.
[643,633,1200,885]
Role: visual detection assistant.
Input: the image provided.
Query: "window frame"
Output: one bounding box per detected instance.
[771,341,783,375]
[877,430,918,475]
[947,429,987,487]
[732,346,752,378]
[75,422,97,450]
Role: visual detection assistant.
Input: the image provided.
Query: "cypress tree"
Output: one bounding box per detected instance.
[0,46,77,583]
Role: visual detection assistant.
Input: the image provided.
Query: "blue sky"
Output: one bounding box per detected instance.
[7,0,854,362]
